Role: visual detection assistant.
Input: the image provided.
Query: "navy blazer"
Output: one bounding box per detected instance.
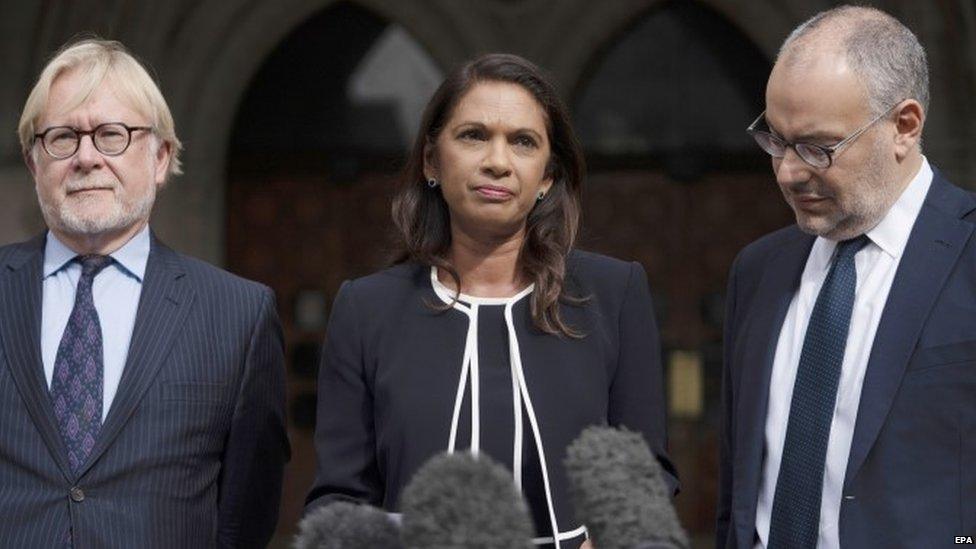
[717,170,976,548]
[0,233,289,548]
[306,250,677,546]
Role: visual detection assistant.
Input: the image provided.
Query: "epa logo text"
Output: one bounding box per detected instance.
[956,536,974,544]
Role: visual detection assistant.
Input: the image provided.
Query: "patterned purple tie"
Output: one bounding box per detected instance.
[50,254,112,474]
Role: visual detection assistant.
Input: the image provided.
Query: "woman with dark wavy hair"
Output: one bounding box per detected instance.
[307,53,676,549]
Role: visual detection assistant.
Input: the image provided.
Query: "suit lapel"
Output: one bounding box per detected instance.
[843,173,976,489]
[79,234,194,477]
[733,229,814,547]
[0,234,73,480]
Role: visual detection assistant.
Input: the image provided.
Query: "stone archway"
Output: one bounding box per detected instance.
[151,0,473,264]
[8,0,967,257]
[2,0,974,252]
[142,0,831,266]
[558,2,791,535]
[529,0,828,93]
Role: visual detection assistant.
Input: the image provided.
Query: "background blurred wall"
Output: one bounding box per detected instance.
[1,1,974,547]
[2,0,972,261]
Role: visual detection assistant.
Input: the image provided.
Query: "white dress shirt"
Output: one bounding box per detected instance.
[41,225,150,421]
[754,158,933,549]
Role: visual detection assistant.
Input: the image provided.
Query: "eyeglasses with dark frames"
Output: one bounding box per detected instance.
[745,103,899,169]
[33,122,153,159]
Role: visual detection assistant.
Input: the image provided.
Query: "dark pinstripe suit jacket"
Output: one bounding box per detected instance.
[0,232,289,548]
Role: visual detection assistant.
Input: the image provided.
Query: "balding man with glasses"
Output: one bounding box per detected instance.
[718,6,976,549]
[0,38,288,548]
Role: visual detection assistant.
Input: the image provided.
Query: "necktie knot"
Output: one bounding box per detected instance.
[78,254,112,279]
[834,234,871,264]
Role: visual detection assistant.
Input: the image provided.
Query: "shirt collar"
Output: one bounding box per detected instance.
[864,156,932,260]
[42,232,78,278]
[809,156,933,268]
[43,224,151,282]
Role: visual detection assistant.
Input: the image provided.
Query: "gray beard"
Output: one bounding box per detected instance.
[38,178,156,237]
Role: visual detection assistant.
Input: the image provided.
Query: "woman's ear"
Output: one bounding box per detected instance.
[423,141,437,181]
[539,176,554,197]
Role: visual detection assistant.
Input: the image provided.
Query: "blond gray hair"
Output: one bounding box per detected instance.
[778,5,929,117]
[18,38,183,178]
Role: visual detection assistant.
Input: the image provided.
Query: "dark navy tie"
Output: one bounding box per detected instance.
[768,235,871,549]
[50,254,113,475]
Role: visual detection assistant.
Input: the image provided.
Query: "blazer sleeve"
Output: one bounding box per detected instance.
[608,261,680,494]
[305,280,384,512]
[716,254,741,549]
[216,287,290,549]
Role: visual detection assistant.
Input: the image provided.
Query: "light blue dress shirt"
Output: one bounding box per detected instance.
[41,225,149,421]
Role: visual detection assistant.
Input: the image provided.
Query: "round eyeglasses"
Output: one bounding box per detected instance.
[33,122,152,159]
[745,104,898,169]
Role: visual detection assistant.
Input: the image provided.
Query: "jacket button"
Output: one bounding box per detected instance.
[843,494,855,501]
[69,487,85,502]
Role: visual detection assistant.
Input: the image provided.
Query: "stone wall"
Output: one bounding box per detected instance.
[4,1,970,261]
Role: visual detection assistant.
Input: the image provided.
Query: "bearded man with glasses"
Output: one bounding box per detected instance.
[718,5,976,549]
[0,38,288,548]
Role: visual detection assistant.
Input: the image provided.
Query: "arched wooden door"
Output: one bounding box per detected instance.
[224,2,443,540]
[572,0,791,538]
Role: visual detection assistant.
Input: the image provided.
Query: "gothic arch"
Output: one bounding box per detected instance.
[153,0,466,262]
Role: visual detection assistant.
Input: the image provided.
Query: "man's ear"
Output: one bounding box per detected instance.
[153,139,172,187]
[24,149,38,178]
[893,99,924,160]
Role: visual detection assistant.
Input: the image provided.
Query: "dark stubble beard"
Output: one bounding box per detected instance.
[798,135,900,241]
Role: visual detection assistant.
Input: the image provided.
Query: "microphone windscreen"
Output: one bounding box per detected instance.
[294,501,402,549]
[564,426,688,549]
[399,452,535,549]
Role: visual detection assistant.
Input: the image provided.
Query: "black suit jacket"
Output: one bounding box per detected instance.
[306,251,677,547]
[717,170,976,548]
[0,232,289,548]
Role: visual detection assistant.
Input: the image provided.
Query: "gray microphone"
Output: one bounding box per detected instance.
[564,426,688,549]
[399,451,535,549]
[294,501,403,549]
